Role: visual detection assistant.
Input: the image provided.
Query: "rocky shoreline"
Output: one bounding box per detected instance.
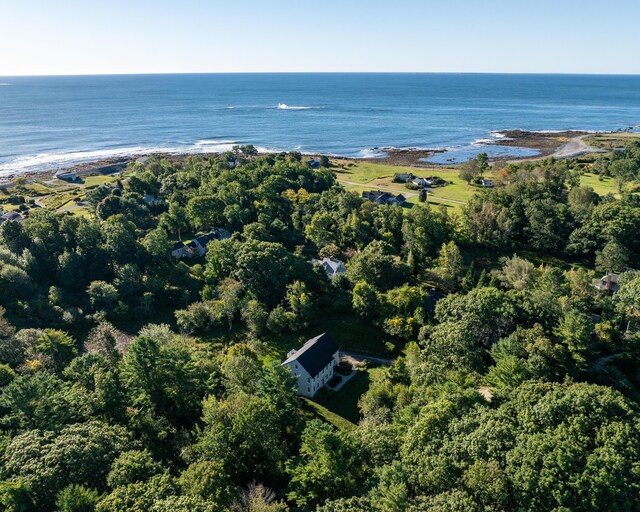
[0,130,613,182]
[490,130,592,156]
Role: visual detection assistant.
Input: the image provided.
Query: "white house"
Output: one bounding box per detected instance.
[480,179,494,188]
[55,170,78,182]
[312,257,347,279]
[0,211,23,224]
[594,272,620,293]
[282,333,340,397]
[412,177,431,188]
[143,194,165,206]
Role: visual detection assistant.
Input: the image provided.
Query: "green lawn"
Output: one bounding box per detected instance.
[22,182,53,196]
[69,208,92,218]
[42,191,82,210]
[82,175,120,188]
[300,398,356,430]
[333,160,486,211]
[579,172,618,197]
[315,369,374,424]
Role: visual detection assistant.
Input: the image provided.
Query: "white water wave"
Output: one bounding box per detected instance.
[472,131,515,145]
[0,139,280,176]
[277,103,317,110]
[0,146,177,176]
[354,148,388,159]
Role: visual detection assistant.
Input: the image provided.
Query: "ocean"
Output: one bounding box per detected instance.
[1,73,639,175]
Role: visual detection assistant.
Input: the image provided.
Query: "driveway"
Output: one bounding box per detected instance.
[340,350,395,366]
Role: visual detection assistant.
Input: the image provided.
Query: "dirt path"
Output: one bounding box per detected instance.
[550,135,607,159]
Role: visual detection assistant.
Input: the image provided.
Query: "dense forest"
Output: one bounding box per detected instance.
[0,144,639,511]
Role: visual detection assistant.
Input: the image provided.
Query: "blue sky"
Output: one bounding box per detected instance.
[1,0,639,75]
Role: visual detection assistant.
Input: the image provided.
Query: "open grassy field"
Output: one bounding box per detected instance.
[333,160,489,211]
[0,172,123,217]
[41,190,82,210]
[586,132,640,150]
[82,174,121,188]
[579,172,618,196]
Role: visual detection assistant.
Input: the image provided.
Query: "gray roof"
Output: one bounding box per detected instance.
[312,257,346,276]
[0,211,22,222]
[282,333,339,378]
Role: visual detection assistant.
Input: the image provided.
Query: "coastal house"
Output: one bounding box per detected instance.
[312,257,347,279]
[171,241,189,259]
[171,227,231,259]
[594,272,620,293]
[55,170,78,182]
[282,333,340,397]
[480,179,494,188]
[307,159,321,170]
[143,194,165,206]
[0,211,24,224]
[412,177,433,188]
[362,190,407,206]
[393,173,416,183]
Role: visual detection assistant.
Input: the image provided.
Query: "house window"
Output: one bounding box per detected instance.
[307,387,310,393]
[307,377,310,383]
[294,364,298,369]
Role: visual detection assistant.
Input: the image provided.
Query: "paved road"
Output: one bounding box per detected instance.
[338,179,465,205]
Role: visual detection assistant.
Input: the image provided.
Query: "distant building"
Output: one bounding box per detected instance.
[594,273,620,293]
[480,179,494,188]
[171,241,189,259]
[393,173,416,183]
[282,333,340,397]
[312,257,347,279]
[307,159,321,170]
[171,228,231,259]
[362,190,407,206]
[412,177,441,188]
[0,211,23,224]
[55,170,78,182]
[143,194,165,206]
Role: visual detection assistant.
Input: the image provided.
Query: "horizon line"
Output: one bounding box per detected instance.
[2,70,640,78]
